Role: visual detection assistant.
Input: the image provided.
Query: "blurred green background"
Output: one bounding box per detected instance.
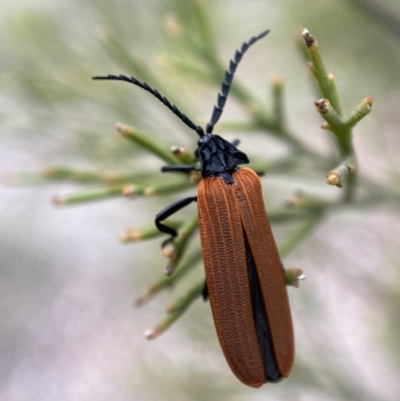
[1,0,400,400]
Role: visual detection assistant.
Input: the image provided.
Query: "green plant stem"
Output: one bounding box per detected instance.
[301,29,373,201]
[166,281,204,313]
[344,97,373,129]
[314,98,344,128]
[145,280,204,339]
[100,28,156,84]
[181,31,314,155]
[163,211,199,275]
[116,123,182,165]
[271,76,285,130]
[303,29,342,116]
[170,145,195,164]
[119,220,183,242]
[53,185,125,205]
[122,179,191,197]
[136,249,203,306]
[313,97,357,200]
[278,214,323,258]
[284,268,305,287]
[192,0,216,56]
[210,58,305,147]
[268,209,314,223]
[327,156,356,189]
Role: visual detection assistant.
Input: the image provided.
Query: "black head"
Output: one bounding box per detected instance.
[198,134,249,183]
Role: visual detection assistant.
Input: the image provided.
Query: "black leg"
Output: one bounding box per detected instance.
[161,165,200,174]
[155,196,197,245]
[202,281,208,301]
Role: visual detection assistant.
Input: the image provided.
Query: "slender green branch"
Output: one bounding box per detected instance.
[162,212,199,275]
[181,28,316,155]
[302,29,342,116]
[271,76,285,131]
[41,166,104,183]
[268,208,315,223]
[40,166,155,185]
[284,268,306,288]
[192,0,215,56]
[122,179,191,197]
[327,157,356,188]
[16,10,377,341]
[98,28,148,79]
[53,184,125,205]
[313,97,357,199]
[145,281,204,340]
[159,54,209,84]
[285,190,332,211]
[208,56,306,149]
[3,167,122,185]
[146,255,307,339]
[119,220,183,242]
[116,123,182,165]
[314,98,344,129]
[328,73,341,114]
[136,250,203,306]
[166,281,204,313]
[170,145,195,164]
[344,97,373,129]
[278,214,323,258]
[302,29,373,201]
[53,178,191,205]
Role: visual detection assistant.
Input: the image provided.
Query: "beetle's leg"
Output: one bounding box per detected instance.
[202,281,208,301]
[161,165,200,174]
[155,196,197,247]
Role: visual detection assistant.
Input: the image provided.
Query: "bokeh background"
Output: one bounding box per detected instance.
[1,0,400,400]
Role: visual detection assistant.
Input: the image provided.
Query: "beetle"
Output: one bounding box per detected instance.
[93,30,294,388]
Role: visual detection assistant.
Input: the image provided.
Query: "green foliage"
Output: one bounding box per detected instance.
[10,0,377,356]
[2,0,400,400]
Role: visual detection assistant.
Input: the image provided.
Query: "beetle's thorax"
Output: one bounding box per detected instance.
[198,134,249,184]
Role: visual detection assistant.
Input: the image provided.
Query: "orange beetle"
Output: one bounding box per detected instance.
[93,30,294,388]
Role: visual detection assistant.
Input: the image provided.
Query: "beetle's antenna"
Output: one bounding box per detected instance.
[92,74,205,137]
[206,30,270,134]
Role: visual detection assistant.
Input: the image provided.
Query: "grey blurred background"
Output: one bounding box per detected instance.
[1,0,400,400]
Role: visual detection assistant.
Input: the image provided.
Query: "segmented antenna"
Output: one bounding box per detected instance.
[92,74,205,137]
[206,29,270,134]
